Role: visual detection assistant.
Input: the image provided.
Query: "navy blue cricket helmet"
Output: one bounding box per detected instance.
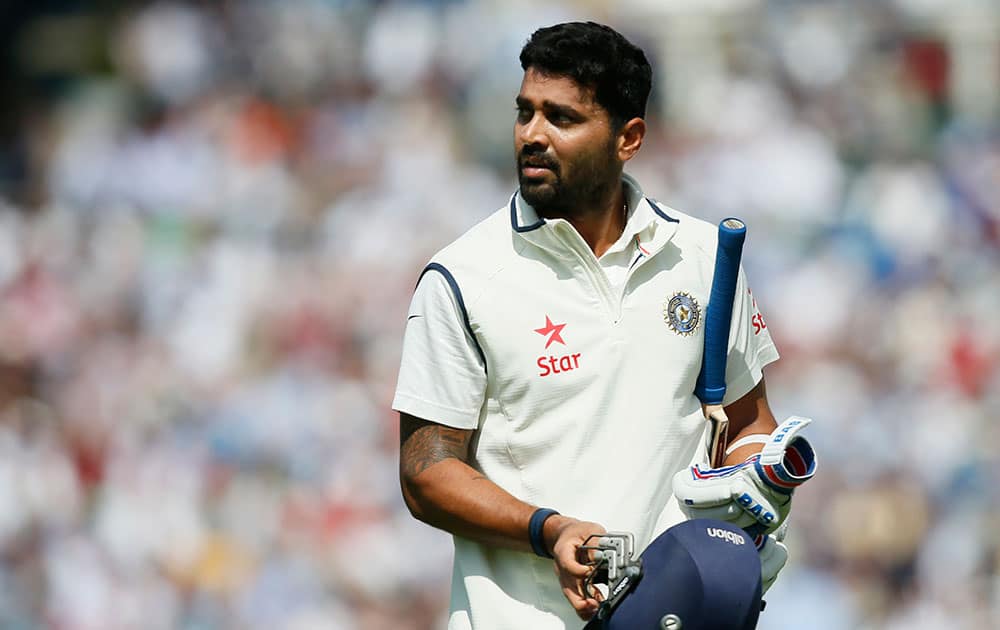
[584,519,762,630]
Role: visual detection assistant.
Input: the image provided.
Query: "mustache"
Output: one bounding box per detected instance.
[517,150,559,173]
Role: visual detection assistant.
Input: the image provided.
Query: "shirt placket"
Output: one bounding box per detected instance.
[551,222,626,325]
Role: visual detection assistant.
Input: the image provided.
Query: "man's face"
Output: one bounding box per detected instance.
[514,68,620,214]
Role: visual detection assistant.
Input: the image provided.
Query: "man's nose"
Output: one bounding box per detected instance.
[517,114,549,150]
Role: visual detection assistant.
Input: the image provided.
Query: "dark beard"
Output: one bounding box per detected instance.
[517,174,562,213]
[517,143,618,218]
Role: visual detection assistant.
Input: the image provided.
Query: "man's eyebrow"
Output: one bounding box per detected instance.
[515,96,581,115]
[544,102,581,116]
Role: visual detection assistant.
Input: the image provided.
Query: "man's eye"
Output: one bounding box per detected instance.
[515,107,532,122]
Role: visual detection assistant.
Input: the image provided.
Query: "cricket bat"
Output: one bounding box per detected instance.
[695,218,747,468]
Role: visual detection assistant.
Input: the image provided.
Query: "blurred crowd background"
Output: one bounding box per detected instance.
[0,0,998,628]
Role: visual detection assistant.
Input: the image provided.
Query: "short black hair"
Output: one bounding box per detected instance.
[519,22,652,128]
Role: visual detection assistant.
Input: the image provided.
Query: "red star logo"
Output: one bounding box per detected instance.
[534,315,567,349]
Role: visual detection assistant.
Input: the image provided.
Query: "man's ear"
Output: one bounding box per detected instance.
[617,117,646,162]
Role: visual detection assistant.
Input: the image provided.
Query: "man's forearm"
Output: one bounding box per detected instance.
[720,380,778,466]
[403,457,557,552]
[399,412,570,553]
[399,413,619,620]
[723,414,778,465]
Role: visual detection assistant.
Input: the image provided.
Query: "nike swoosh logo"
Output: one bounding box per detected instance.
[407,314,423,320]
[629,252,645,271]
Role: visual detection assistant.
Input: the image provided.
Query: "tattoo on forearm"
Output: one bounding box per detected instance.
[400,414,473,478]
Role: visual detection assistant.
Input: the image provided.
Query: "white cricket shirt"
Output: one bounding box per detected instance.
[393,174,779,630]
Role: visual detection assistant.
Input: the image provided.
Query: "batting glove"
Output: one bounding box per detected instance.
[755,532,788,594]
[671,417,817,537]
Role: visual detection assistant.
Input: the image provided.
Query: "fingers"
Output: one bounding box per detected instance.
[671,466,737,507]
[557,561,602,621]
[731,475,790,529]
[549,519,607,621]
[554,555,598,620]
[680,501,749,524]
[550,520,606,570]
[559,573,601,620]
[733,490,781,527]
[758,536,789,594]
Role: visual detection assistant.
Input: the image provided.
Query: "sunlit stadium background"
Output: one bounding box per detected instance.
[0,1,998,628]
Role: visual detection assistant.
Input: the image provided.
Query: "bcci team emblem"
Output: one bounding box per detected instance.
[664,292,701,336]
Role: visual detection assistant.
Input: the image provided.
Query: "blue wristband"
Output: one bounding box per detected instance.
[529,508,559,559]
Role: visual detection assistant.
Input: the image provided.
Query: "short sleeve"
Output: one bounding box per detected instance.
[392,266,487,429]
[721,266,780,405]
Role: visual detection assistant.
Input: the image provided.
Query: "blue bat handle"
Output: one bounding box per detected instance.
[695,218,747,406]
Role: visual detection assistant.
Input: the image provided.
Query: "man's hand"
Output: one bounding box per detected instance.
[672,417,816,537]
[544,515,607,620]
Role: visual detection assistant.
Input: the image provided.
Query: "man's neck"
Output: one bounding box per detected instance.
[560,186,627,258]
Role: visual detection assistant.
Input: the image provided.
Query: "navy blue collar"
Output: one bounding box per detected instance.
[509,194,545,232]
[647,197,681,224]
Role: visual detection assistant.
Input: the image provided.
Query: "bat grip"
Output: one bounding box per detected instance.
[697,220,746,405]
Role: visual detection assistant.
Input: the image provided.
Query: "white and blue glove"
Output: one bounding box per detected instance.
[671,416,817,538]
[755,528,788,594]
